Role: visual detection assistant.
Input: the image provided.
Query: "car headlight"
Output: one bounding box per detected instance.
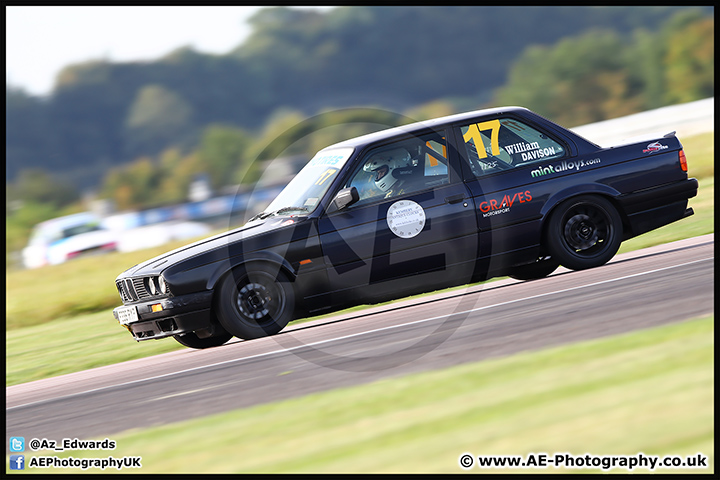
[146,277,158,296]
[158,275,168,294]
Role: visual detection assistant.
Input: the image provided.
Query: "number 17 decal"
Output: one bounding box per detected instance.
[315,168,337,186]
[463,119,501,159]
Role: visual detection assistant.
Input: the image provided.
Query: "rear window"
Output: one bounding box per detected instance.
[460,118,566,177]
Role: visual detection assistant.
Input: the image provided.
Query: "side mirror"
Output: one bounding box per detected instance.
[327,186,359,214]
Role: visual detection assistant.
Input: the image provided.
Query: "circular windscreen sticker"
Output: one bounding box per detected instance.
[387,200,426,238]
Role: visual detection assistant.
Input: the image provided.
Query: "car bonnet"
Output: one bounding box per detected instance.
[120,217,305,277]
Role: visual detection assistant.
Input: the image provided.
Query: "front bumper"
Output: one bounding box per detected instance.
[113,291,214,341]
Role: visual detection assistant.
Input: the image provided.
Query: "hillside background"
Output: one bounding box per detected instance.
[5,6,714,257]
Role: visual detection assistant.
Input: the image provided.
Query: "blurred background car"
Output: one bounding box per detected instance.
[21,210,214,269]
[22,212,118,268]
[113,220,212,253]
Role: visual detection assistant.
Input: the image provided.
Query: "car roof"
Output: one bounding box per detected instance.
[322,106,531,151]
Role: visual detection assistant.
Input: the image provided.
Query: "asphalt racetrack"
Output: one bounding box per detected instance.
[6,234,714,443]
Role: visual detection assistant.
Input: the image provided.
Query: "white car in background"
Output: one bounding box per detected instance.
[113,221,211,253]
[22,212,214,269]
[22,212,118,269]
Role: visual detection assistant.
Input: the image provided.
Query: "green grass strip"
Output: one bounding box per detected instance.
[5,310,181,386]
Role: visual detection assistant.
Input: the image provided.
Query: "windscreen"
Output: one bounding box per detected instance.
[263,147,354,215]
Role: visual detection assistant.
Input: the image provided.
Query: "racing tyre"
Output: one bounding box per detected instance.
[508,258,560,281]
[546,195,623,271]
[173,330,233,349]
[215,265,295,340]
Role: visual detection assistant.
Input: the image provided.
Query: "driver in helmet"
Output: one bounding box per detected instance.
[363,147,415,199]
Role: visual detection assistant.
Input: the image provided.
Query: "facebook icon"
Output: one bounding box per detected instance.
[10,455,25,470]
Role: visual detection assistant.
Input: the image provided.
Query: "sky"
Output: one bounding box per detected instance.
[6,6,335,97]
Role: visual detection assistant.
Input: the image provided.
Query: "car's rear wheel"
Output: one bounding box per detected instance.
[215,265,295,340]
[173,330,233,349]
[508,257,560,281]
[546,195,623,271]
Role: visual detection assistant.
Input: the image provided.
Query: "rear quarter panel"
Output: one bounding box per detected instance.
[463,132,685,267]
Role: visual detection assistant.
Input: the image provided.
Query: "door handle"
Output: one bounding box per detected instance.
[445,194,465,204]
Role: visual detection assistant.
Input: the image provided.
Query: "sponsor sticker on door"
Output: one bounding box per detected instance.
[387,200,426,238]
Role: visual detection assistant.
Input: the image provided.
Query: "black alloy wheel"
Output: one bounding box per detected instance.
[215,265,295,340]
[546,195,623,271]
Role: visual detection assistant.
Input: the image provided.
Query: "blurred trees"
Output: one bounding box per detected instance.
[6,88,59,171]
[495,11,714,126]
[495,31,643,126]
[197,125,254,188]
[124,85,196,158]
[100,149,204,211]
[663,16,714,104]
[95,108,407,211]
[6,169,79,210]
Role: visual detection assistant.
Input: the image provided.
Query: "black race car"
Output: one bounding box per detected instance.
[113,106,698,348]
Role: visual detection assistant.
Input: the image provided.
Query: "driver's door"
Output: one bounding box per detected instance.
[316,131,479,305]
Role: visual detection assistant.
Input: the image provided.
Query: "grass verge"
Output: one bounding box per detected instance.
[10,315,713,474]
[6,311,182,386]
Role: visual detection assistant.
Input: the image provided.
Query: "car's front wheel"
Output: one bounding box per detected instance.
[545,195,623,271]
[215,265,295,340]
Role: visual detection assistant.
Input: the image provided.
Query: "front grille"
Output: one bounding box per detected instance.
[116,279,132,302]
[117,277,151,303]
[132,278,152,300]
[117,276,171,304]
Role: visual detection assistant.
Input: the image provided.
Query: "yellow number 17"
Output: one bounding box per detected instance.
[315,168,337,186]
[463,119,501,159]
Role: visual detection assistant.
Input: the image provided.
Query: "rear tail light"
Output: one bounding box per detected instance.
[679,149,688,172]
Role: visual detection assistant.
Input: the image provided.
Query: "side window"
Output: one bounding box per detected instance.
[346,132,450,205]
[460,117,566,178]
[424,137,449,179]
